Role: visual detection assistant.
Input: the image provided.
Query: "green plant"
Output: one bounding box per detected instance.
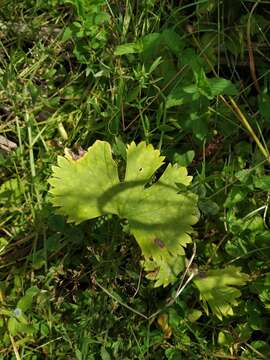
[2,0,270,358]
[49,140,199,287]
[49,140,250,323]
[61,0,110,74]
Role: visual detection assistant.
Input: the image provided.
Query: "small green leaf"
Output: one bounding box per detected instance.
[17,287,39,312]
[235,169,254,188]
[62,26,73,42]
[249,273,270,308]
[93,12,110,25]
[218,331,234,347]
[208,78,238,97]
[194,67,212,98]
[187,309,202,322]
[141,33,161,54]
[166,86,199,109]
[243,341,270,358]
[0,237,8,254]
[224,187,249,207]
[254,175,270,191]
[75,349,82,360]
[173,150,195,167]
[100,346,111,360]
[199,199,219,216]
[194,266,249,319]
[8,317,20,336]
[114,42,142,56]
[165,348,183,360]
[8,315,33,336]
[161,29,185,55]
[0,178,24,203]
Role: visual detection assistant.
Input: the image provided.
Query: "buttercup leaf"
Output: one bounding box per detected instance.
[49,140,199,286]
[194,266,249,319]
[49,141,119,222]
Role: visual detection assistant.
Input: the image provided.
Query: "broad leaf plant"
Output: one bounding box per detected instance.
[49,141,248,317]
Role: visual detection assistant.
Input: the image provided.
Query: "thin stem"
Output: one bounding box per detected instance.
[229,96,269,162]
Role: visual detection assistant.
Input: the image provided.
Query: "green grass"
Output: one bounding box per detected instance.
[1,0,270,359]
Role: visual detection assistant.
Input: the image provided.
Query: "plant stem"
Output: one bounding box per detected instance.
[229,96,270,162]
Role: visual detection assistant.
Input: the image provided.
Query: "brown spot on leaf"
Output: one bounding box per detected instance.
[154,238,165,248]
[197,271,207,279]
[147,269,159,280]
[67,146,86,160]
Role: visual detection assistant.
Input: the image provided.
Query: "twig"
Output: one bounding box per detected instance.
[132,268,142,298]
[247,0,261,93]
[95,244,197,321]
[95,280,149,320]
[0,135,17,152]
[9,335,21,360]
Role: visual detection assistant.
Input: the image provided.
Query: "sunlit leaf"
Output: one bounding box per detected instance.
[194,266,249,319]
[49,141,199,286]
[207,78,238,97]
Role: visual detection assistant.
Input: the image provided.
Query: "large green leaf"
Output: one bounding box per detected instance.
[49,141,199,287]
[194,266,249,320]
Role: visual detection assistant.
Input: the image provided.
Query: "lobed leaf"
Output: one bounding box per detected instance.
[194,266,249,320]
[49,141,199,286]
